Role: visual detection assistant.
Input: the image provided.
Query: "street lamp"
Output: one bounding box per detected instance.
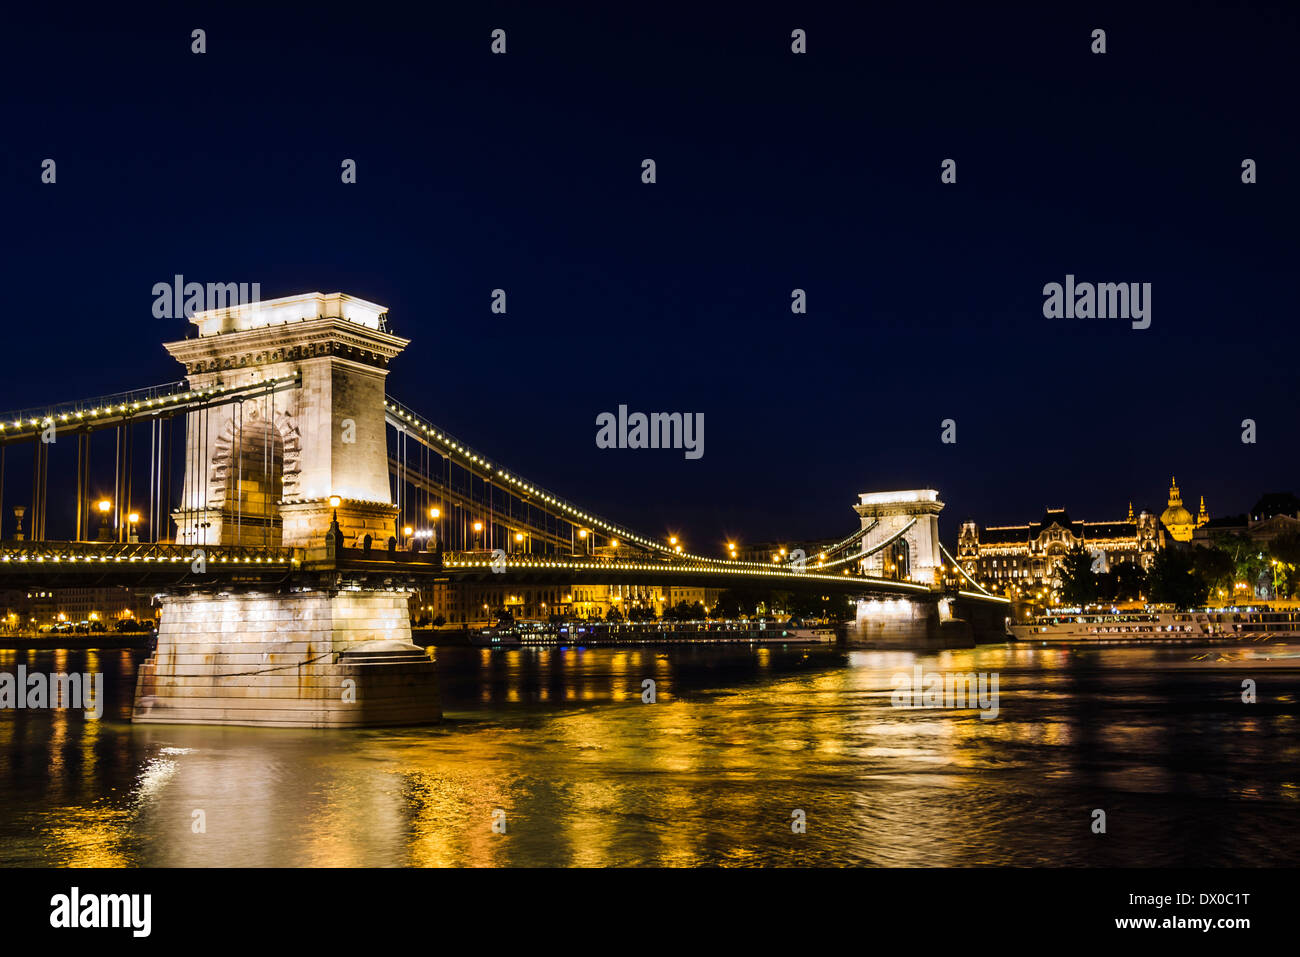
[428,506,440,551]
[96,499,113,542]
[127,512,140,544]
[473,520,483,549]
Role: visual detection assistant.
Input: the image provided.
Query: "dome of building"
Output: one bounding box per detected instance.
[1160,477,1197,542]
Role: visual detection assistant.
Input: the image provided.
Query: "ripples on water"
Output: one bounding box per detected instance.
[0,642,1297,866]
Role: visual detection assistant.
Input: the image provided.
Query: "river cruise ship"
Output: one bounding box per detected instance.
[1008,606,1300,643]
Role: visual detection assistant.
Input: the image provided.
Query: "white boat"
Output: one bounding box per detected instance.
[789,626,837,642]
[1007,606,1300,643]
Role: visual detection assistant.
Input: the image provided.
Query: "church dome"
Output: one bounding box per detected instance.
[1160,476,1197,541]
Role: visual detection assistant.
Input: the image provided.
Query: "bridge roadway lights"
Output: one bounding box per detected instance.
[132,587,440,728]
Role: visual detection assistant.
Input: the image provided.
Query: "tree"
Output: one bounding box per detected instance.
[1269,531,1300,566]
[1268,532,1300,598]
[432,614,446,628]
[1056,545,1099,605]
[627,604,657,622]
[784,590,837,620]
[1213,532,1267,596]
[1190,546,1234,597]
[664,600,697,621]
[711,588,766,618]
[1146,548,1210,609]
[1111,561,1148,601]
[605,605,624,623]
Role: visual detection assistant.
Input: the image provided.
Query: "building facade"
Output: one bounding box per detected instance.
[1193,491,1300,548]
[958,505,1161,598]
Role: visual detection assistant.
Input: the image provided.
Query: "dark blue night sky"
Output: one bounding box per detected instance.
[2,2,1296,551]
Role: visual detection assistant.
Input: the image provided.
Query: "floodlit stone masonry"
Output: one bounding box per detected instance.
[133,590,440,728]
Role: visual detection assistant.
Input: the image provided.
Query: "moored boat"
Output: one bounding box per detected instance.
[1007,606,1300,643]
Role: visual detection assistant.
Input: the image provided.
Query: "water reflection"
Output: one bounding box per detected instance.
[0,642,1297,866]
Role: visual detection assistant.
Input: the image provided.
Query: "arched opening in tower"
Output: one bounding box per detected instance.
[224,410,285,547]
[889,540,911,581]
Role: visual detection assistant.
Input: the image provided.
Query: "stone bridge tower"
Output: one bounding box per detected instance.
[164,291,406,555]
[853,489,945,586]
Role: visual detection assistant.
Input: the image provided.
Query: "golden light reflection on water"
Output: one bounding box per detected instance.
[1,643,1299,866]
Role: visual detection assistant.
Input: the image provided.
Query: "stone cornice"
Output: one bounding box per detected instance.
[853,501,945,518]
[162,317,410,375]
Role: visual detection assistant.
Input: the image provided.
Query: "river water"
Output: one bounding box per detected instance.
[1,641,1297,866]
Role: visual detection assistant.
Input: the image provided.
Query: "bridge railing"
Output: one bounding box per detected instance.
[0,540,302,565]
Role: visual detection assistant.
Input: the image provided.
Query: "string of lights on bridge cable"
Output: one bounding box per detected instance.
[937,541,998,599]
[0,372,300,553]
[384,397,933,585]
[0,369,986,597]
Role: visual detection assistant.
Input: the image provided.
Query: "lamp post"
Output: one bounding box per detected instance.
[429,506,440,551]
[96,499,112,542]
[127,512,140,544]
